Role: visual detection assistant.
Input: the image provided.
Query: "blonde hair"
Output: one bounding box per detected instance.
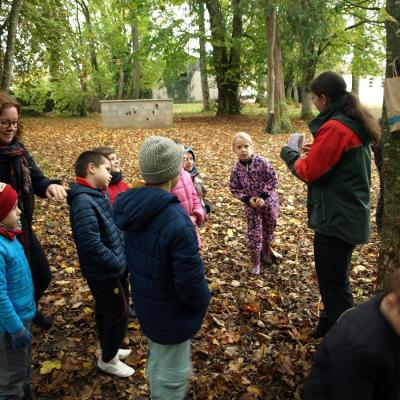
[232,131,253,151]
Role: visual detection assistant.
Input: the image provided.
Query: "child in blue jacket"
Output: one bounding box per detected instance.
[0,182,36,400]
[67,151,134,378]
[113,136,211,399]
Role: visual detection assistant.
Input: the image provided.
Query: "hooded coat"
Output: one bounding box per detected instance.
[113,187,211,345]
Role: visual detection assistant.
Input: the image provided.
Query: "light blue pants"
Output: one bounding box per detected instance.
[147,340,192,400]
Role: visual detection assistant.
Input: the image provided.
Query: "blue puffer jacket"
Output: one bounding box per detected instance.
[114,187,211,345]
[67,183,127,280]
[0,235,36,334]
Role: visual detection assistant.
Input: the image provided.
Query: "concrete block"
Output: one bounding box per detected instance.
[100,99,173,129]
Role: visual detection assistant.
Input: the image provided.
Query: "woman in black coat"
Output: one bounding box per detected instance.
[0,90,67,329]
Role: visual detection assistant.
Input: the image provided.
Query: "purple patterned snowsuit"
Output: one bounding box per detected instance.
[229,154,279,267]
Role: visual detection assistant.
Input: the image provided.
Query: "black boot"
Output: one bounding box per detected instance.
[32,312,53,330]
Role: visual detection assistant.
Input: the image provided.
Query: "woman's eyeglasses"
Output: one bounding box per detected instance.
[0,120,19,128]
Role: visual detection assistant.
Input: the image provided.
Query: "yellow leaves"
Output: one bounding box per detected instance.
[40,359,62,375]
[247,385,263,397]
[228,357,244,372]
[83,307,93,314]
[226,228,235,238]
[82,361,92,370]
[54,298,66,306]
[353,264,367,274]
[128,320,140,330]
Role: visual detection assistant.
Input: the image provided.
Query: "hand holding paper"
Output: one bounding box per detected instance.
[287,133,305,152]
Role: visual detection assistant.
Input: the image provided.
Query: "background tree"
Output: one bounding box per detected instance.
[264,0,291,134]
[0,0,23,90]
[377,0,400,286]
[204,0,243,115]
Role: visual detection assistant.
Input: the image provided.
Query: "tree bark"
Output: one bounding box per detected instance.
[351,74,360,96]
[264,0,292,133]
[301,60,316,120]
[255,71,267,106]
[0,0,23,91]
[131,15,140,99]
[293,83,299,103]
[197,0,210,111]
[376,0,400,287]
[205,0,242,115]
[117,67,124,100]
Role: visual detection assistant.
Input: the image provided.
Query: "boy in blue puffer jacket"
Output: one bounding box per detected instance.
[0,183,36,400]
[114,136,211,400]
[67,151,134,378]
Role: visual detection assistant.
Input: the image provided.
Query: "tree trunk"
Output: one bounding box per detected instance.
[131,16,140,99]
[376,0,400,287]
[0,2,6,85]
[197,0,210,111]
[0,0,23,91]
[301,61,316,120]
[264,1,291,134]
[285,82,293,100]
[78,0,101,111]
[255,71,267,106]
[204,0,242,115]
[117,67,124,100]
[351,74,360,96]
[265,1,276,130]
[293,83,299,103]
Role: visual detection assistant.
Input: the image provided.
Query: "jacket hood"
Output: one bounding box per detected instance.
[184,146,196,162]
[67,182,104,205]
[113,187,179,231]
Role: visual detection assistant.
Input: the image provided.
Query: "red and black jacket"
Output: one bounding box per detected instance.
[281,103,371,245]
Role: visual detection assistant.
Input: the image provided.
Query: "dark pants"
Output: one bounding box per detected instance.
[314,232,355,332]
[86,277,129,362]
[0,322,32,400]
[27,232,52,306]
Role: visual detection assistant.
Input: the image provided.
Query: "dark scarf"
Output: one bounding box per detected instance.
[0,140,31,194]
[189,166,199,178]
[110,171,123,185]
[0,140,32,256]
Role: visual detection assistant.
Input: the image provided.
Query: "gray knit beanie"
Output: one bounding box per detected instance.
[139,136,183,184]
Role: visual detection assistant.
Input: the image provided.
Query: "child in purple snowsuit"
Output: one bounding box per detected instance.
[229,132,279,275]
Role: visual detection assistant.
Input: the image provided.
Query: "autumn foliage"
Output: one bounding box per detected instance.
[25,114,379,399]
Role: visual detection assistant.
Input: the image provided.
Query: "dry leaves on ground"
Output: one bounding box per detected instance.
[24,113,380,400]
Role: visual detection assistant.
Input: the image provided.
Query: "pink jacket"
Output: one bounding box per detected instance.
[171,170,205,248]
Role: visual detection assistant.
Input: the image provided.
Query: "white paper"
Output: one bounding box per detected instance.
[287,133,305,152]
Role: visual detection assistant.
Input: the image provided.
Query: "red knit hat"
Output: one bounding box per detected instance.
[0,182,18,222]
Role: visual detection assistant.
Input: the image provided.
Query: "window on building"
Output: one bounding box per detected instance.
[369,78,374,88]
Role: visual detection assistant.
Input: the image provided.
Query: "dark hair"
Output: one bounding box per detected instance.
[310,71,381,144]
[383,270,400,297]
[0,90,23,140]
[75,151,109,178]
[92,146,115,157]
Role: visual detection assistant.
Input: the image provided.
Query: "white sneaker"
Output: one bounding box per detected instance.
[117,349,132,360]
[97,355,135,378]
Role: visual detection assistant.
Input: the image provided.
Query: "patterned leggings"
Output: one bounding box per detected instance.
[245,203,278,267]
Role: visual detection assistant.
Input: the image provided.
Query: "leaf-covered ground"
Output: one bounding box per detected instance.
[24,113,380,399]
